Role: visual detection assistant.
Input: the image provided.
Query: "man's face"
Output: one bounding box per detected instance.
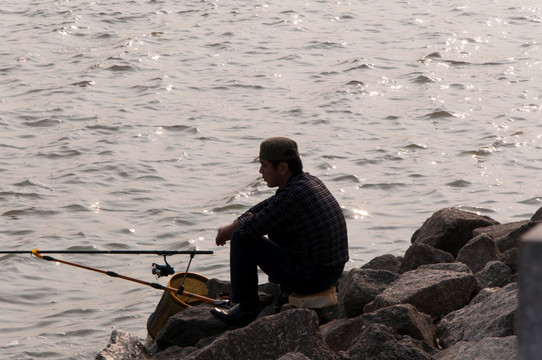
[259,159,282,188]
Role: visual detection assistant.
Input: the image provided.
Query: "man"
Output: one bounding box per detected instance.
[210,137,349,325]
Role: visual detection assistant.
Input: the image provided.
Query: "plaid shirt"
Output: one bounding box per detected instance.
[237,172,349,271]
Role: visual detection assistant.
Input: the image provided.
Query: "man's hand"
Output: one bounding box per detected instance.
[215,219,239,246]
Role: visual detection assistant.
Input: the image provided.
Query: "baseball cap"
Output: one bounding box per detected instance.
[257,137,300,161]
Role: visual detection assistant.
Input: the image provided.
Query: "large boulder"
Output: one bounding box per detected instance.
[96,330,150,360]
[321,304,436,352]
[411,208,499,257]
[434,336,518,360]
[174,308,339,360]
[456,233,501,273]
[472,220,537,253]
[346,323,435,360]
[436,282,518,348]
[154,303,236,350]
[206,278,232,299]
[320,317,370,352]
[360,304,436,347]
[364,263,475,321]
[531,206,542,221]
[501,247,520,273]
[474,260,513,292]
[361,254,402,273]
[399,243,454,273]
[276,353,312,360]
[338,268,400,318]
[152,346,198,360]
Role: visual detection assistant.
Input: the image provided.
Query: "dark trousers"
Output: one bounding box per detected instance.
[229,230,341,310]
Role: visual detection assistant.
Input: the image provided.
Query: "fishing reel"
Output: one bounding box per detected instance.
[151,256,175,278]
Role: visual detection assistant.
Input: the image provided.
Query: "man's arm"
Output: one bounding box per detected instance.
[215,218,239,246]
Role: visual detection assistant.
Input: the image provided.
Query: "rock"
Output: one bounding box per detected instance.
[364,264,475,321]
[420,262,472,273]
[399,243,454,273]
[321,317,369,352]
[276,353,312,360]
[472,220,537,253]
[206,278,232,299]
[411,208,499,257]
[361,254,402,273]
[152,346,197,360]
[346,323,434,360]
[436,282,518,348]
[434,336,518,360]
[280,302,340,325]
[456,233,501,273]
[154,303,236,350]
[180,308,339,360]
[95,330,150,360]
[206,279,279,306]
[531,206,542,221]
[322,303,436,351]
[360,304,436,347]
[338,268,400,318]
[258,281,281,298]
[501,247,519,273]
[474,260,513,292]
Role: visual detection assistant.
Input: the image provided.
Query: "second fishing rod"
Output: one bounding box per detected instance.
[1,248,220,305]
[25,248,227,306]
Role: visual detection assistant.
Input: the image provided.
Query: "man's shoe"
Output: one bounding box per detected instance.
[210,304,260,326]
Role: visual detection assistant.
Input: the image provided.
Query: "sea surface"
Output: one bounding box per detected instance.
[1,0,541,358]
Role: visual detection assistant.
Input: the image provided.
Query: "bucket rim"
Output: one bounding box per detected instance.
[167,272,209,306]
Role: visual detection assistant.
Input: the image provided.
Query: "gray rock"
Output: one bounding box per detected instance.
[411,208,499,257]
[472,220,536,253]
[154,303,236,350]
[95,330,150,360]
[531,207,542,221]
[346,323,434,360]
[456,233,501,273]
[361,254,402,273]
[419,262,471,273]
[276,353,312,360]
[183,308,339,360]
[152,346,197,360]
[434,336,518,360]
[436,282,518,348]
[280,302,340,325]
[364,266,475,321]
[338,268,400,318]
[474,260,513,292]
[399,243,454,273]
[321,303,436,351]
[321,317,369,352]
[206,278,232,299]
[501,247,519,273]
[360,304,436,347]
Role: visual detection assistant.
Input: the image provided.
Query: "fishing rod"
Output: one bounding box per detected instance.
[29,249,227,306]
[0,249,213,255]
[0,249,214,277]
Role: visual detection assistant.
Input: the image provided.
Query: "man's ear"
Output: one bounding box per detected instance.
[277,161,289,175]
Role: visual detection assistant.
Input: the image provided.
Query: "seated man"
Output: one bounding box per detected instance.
[210,137,349,325]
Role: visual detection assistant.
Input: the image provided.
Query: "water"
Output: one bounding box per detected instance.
[1,0,541,358]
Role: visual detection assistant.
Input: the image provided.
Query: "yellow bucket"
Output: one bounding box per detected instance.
[147,272,209,339]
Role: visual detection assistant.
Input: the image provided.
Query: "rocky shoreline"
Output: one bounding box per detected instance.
[96,206,540,359]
